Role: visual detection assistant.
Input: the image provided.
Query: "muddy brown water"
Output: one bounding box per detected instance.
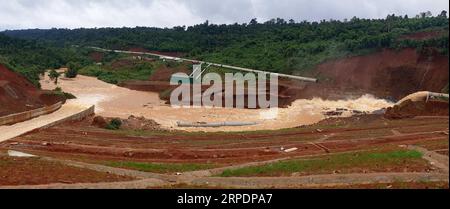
[40,73,393,132]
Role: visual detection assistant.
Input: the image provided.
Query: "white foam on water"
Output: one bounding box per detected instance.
[259,94,393,122]
[290,94,393,112]
[71,93,112,112]
[259,108,280,120]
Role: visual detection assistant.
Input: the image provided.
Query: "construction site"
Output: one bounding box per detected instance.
[0,0,449,191]
[1,36,449,189]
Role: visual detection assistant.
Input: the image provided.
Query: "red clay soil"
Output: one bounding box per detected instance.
[89,51,104,63]
[303,48,449,101]
[110,59,135,70]
[149,65,190,81]
[0,64,64,117]
[118,65,190,96]
[385,100,449,119]
[315,181,449,189]
[92,115,162,131]
[414,138,449,153]
[124,81,301,108]
[119,80,174,93]
[120,47,448,108]
[108,58,157,72]
[2,115,448,165]
[121,64,311,108]
[0,155,133,186]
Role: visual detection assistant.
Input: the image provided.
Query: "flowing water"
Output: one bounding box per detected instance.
[41,74,393,132]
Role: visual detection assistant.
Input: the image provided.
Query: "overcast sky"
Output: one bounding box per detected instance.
[0,0,448,31]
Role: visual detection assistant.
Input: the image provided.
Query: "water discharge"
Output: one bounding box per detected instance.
[286,94,393,117]
[40,73,393,132]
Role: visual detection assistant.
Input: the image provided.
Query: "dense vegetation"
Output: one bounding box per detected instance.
[1,11,448,86]
[0,33,92,87]
[78,59,156,84]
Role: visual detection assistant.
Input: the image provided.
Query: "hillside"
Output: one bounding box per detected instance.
[3,13,449,76]
[305,47,449,100]
[0,12,448,102]
[0,33,92,87]
[0,64,63,116]
[113,46,449,106]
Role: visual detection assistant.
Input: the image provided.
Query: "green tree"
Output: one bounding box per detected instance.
[106,118,122,130]
[49,69,61,85]
[439,10,448,18]
[66,62,80,78]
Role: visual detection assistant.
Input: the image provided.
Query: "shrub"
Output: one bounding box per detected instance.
[65,68,78,78]
[63,92,77,99]
[66,62,81,78]
[51,87,76,100]
[106,118,122,130]
[92,116,108,128]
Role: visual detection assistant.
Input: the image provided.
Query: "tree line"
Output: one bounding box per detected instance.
[1,11,448,85]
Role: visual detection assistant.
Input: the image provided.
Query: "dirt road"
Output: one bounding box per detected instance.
[2,146,448,189]
[0,100,90,143]
[1,114,447,188]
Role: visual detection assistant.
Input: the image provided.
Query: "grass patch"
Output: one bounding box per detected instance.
[106,161,217,173]
[79,60,155,84]
[43,88,77,100]
[219,150,424,177]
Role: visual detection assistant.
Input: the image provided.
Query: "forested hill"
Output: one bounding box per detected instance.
[1,11,449,86]
[0,33,91,87]
[3,12,449,74]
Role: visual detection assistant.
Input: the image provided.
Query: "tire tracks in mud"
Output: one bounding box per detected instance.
[188,173,449,189]
[2,145,448,189]
[9,130,447,154]
[0,178,166,189]
[3,172,447,189]
[408,145,449,173]
[2,118,448,189]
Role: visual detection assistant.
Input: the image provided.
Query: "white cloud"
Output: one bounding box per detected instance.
[0,0,448,30]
